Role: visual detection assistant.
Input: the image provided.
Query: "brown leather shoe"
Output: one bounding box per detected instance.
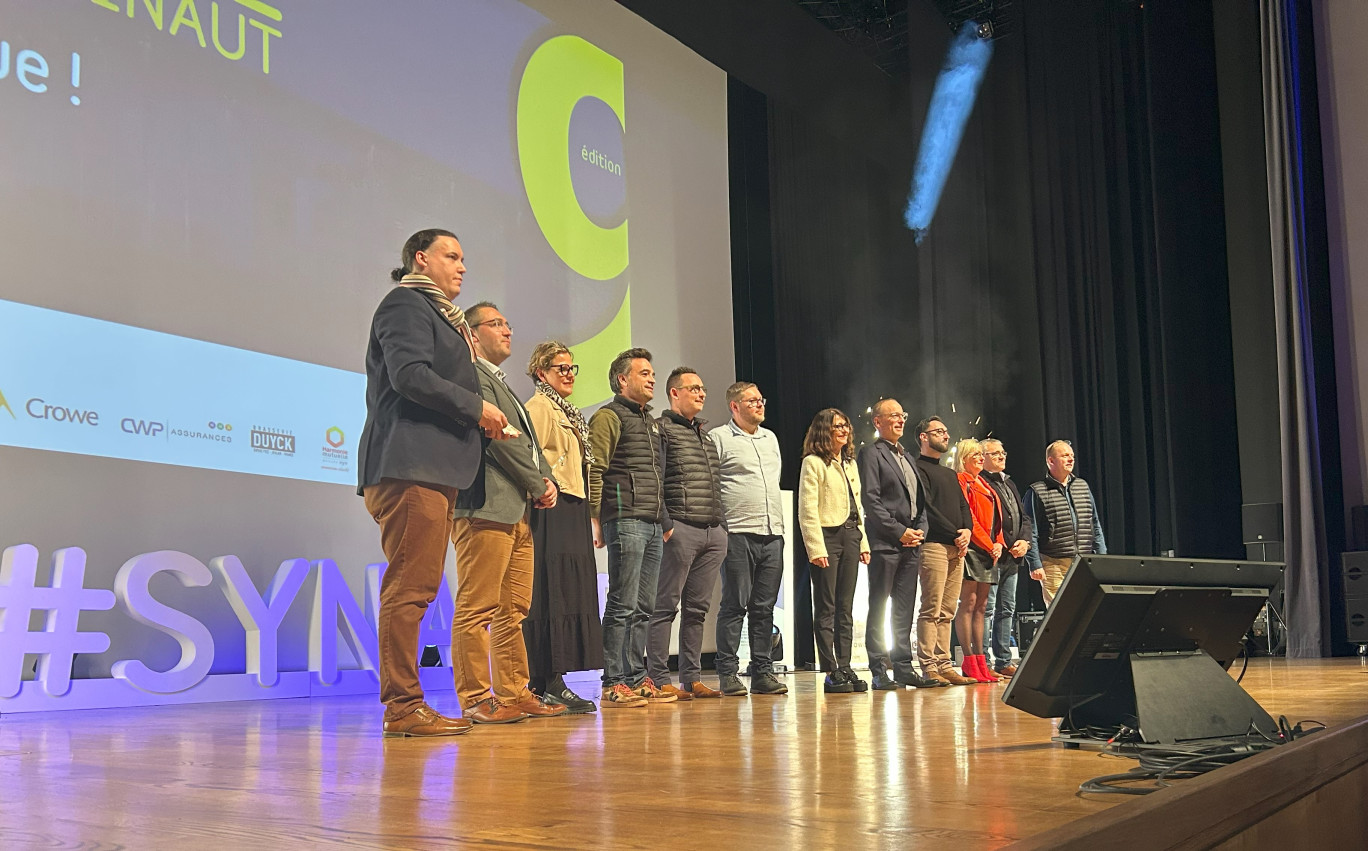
[995,663,1018,677]
[941,669,976,686]
[659,683,695,701]
[924,670,952,686]
[382,704,474,738]
[509,693,569,718]
[465,696,529,724]
[686,681,723,698]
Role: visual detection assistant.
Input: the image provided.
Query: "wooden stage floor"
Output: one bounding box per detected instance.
[2,658,1364,849]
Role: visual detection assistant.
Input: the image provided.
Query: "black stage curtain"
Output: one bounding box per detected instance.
[729,0,1247,609]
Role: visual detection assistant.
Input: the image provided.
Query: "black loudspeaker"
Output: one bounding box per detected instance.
[1015,611,1044,654]
[1344,552,1368,644]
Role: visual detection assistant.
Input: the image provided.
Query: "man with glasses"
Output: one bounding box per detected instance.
[450,302,566,723]
[979,439,1032,676]
[588,348,678,707]
[913,416,975,685]
[858,399,944,689]
[646,368,727,699]
[708,382,788,696]
[1023,440,1107,605]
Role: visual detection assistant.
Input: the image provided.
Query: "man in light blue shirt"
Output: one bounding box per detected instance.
[708,382,787,696]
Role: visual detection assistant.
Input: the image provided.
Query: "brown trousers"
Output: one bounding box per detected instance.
[451,514,535,708]
[1040,555,1073,605]
[916,542,965,673]
[363,478,458,721]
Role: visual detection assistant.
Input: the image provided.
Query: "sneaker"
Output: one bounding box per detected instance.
[600,684,648,708]
[750,672,788,695]
[824,670,855,694]
[718,674,749,696]
[634,677,678,704]
[839,667,869,692]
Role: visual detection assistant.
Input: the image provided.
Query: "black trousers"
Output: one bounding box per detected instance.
[864,544,922,679]
[811,523,862,672]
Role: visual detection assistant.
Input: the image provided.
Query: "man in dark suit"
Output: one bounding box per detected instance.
[450,302,566,724]
[359,228,512,738]
[858,398,945,689]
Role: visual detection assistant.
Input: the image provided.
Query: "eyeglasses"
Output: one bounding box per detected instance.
[681,384,707,395]
[549,363,580,377]
[985,451,1007,458]
[832,423,852,431]
[470,319,511,331]
[879,413,909,422]
[924,427,949,436]
[740,398,767,408]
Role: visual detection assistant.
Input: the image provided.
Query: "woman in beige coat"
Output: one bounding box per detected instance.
[798,408,871,693]
[522,341,605,713]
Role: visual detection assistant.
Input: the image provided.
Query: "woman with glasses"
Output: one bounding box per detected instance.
[798,408,871,693]
[951,438,1006,683]
[521,341,604,713]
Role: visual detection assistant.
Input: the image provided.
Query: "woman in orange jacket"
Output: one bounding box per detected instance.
[952,439,1006,683]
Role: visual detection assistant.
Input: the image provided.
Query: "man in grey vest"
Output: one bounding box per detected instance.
[1023,440,1108,605]
[646,367,727,700]
[588,348,677,708]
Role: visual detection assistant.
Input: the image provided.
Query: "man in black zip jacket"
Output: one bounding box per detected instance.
[588,348,676,708]
[912,415,975,686]
[645,367,727,700]
[980,438,1032,676]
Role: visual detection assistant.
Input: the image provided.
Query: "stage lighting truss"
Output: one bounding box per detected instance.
[929,0,1017,41]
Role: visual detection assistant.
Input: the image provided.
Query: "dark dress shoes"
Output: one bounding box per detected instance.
[547,686,598,714]
[465,696,529,724]
[382,704,474,738]
[894,670,944,689]
[870,671,901,691]
[824,670,856,694]
[839,667,869,692]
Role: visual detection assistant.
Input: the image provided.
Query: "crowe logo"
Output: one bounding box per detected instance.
[0,387,13,419]
[325,427,344,448]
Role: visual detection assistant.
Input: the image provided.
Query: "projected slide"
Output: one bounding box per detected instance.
[0,299,363,486]
[0,1,733,487]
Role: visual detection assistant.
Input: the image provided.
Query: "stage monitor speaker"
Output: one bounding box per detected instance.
[1015,611,1044,654]
[1342,552,1368,643]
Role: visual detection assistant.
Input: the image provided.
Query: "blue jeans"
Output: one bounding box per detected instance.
[715,532,784,677]
[601,518,663,688]
[983,563,1019,669]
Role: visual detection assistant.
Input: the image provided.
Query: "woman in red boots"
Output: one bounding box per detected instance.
[952,439,1005,683]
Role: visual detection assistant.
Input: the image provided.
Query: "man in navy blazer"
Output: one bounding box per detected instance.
[359,229,511,738]
[857,398,944,689]
[450,302,565,724]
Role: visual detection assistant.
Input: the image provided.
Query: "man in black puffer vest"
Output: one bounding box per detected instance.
[645,367,727,700]
[588,348,676,708]
[1023,440,1107,605]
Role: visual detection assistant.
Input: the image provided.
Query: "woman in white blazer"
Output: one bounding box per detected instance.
[798,408,871,693]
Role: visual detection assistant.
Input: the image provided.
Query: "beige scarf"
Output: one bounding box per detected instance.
[398,274,476,361]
